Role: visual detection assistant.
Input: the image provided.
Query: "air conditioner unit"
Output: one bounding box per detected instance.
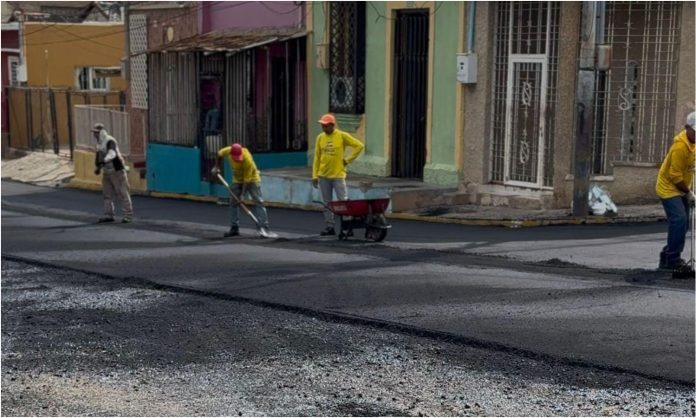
[330,76,354,111]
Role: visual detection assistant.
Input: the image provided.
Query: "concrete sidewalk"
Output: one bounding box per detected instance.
[2,152,666,227]
[1,151,74,188]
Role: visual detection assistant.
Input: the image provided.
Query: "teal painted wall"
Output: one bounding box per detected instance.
[147,143,306,197]
[147,144,205,194]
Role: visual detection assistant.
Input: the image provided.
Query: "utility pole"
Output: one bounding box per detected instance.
[571,2,604,217]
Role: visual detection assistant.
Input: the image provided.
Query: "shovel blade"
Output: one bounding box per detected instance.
[257,227,279,239]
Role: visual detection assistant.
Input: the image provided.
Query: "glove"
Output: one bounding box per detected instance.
[312,179,319,189]
[94,168,101,175]
[211,166,220,176]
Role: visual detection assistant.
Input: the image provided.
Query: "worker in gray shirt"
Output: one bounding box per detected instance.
[93,123,134,223]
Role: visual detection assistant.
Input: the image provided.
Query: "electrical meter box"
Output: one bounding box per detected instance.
[456,53,477,84]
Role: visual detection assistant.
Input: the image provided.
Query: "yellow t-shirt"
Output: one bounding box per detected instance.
[218,146,261,184]
[656,130,695,199]
[312,129,365,179]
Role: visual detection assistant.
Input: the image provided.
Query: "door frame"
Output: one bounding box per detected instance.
[503,54,548,188]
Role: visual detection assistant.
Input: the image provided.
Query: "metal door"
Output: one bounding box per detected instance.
[490,2,560,188]
[392,10,429,179]
[504,56,548,187]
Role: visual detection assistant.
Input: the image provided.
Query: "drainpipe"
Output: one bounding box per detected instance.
[466,1,476,53]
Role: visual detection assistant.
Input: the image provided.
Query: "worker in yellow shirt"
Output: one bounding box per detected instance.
[213,143,269,237]
[312,113,365,236]
[655,111,695,270]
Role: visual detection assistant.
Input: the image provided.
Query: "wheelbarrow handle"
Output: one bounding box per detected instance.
[313,200,333,212]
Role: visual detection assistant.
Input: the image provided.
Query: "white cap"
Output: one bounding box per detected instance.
[687,111,696,129]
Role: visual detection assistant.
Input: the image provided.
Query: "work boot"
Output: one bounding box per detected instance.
[660,257,687,271]
[97,217,114,223]
[223,226,240,237]
[121,217,133,224]
[658,252,668,270]
[320,226,335,236]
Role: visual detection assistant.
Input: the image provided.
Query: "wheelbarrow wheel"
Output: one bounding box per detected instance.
[365,227,388,242]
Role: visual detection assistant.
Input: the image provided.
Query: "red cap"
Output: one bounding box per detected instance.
[231,143,243,161]
[318,113,336,125]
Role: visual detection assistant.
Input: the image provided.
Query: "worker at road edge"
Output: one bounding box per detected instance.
[93,123,133,224]
[655,111,696,270]
[312,113,365,236]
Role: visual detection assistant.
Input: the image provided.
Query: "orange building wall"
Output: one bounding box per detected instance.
[23,22,126,90]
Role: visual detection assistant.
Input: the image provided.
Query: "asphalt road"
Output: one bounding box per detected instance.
[1,180,667,243]
[2,180,694,385]
[4,259,693,416]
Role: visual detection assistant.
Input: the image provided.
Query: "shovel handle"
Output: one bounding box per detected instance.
[216,174,261,226]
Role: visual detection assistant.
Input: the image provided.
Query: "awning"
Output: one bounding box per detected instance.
[146,28,308,55]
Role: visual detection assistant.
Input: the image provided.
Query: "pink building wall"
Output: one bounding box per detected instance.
[200,2,305,33]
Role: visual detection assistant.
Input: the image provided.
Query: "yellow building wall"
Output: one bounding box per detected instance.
[24,23,126,91]
[71,149,148,194]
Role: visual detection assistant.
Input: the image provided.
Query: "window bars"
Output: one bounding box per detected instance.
[590,1,681,174]
[329,1,366,115]
[148,52,199,147]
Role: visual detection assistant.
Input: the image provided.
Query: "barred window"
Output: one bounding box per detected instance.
[329,2,366,114]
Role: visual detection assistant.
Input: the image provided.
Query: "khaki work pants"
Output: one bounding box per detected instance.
[102,170,133,219]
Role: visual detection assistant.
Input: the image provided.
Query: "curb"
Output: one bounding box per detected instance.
[61,180,664,228]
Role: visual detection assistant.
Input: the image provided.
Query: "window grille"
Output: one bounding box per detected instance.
[8,56,19,86]
[148,52,198,146]
[329,2,366,114]
[589,1,681,174]
[75,67,110,92]
[129,14,148,109]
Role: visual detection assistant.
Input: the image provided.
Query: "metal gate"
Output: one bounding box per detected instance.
[491,2,560,188]
[504,57,548,186]
[590,1,681,174]
[392,9,429,179]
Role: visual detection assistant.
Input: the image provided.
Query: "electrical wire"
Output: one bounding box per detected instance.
[368,1,444,22]
[52,25,124,51]
[21,1,246,48]
[21,1,313,51]
[258,1,302,16]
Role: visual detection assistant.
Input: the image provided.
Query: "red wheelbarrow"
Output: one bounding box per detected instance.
[319,198,392,242]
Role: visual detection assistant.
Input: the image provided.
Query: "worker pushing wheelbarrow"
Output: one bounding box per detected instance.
[317,197,392,242]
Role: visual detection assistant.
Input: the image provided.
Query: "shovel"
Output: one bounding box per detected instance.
[216,174,278,239]
[673,190,696,279]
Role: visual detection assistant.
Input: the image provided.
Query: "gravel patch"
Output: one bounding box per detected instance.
[2,259,694,416]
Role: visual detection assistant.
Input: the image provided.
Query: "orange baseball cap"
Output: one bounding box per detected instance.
[317,113,336,125]
[231,143,243,161]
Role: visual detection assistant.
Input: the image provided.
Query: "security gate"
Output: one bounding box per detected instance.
[504,57,548,187]
[491,2,560,188]
[392,9,429,179]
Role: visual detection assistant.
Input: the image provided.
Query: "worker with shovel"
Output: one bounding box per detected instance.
[656,111,695,273]
[212,143,271,238]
